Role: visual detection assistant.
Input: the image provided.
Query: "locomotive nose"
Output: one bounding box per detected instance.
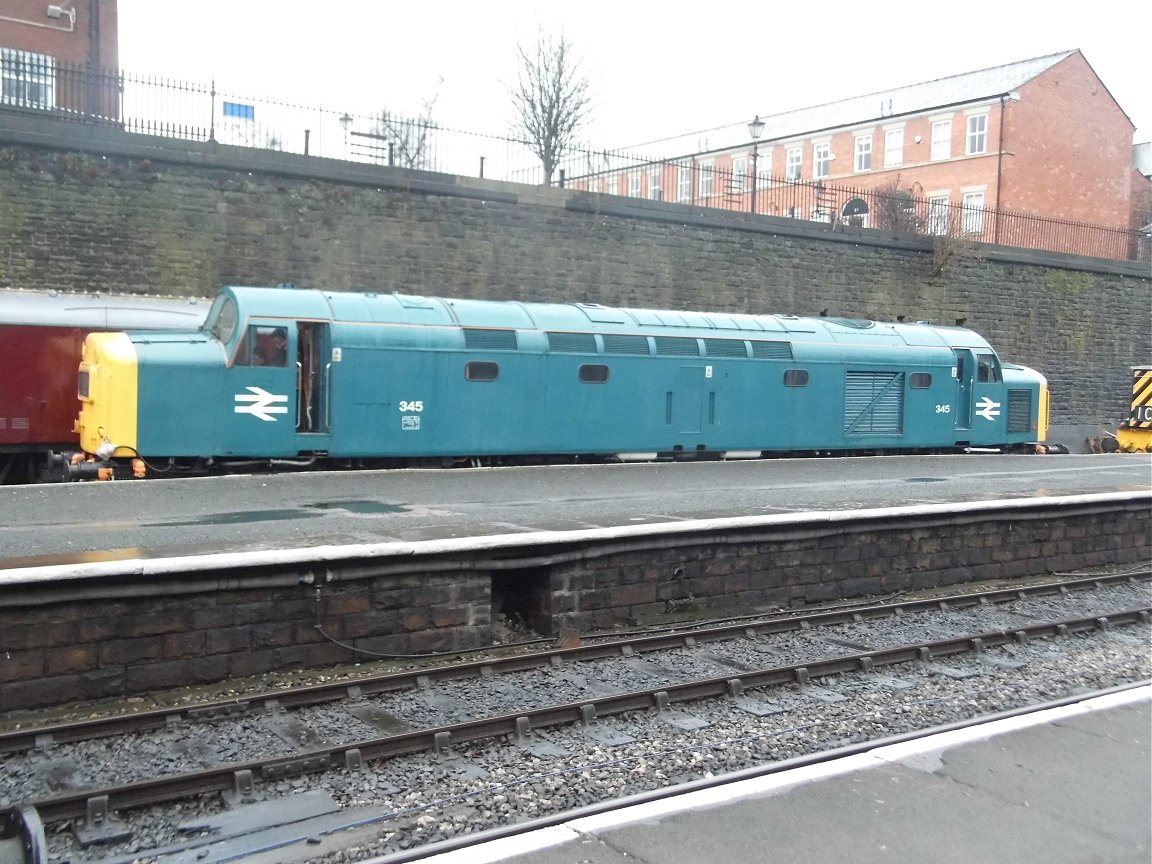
[75,332,140,459]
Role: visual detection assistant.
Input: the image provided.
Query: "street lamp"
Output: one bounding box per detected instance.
[339,113,353,158]
[748,115,765,213]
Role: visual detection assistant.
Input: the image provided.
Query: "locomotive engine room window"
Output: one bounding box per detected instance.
[910,373,932,389]
[579,364,610,383]
[783,369,809,387]
[976,354,1002,383]
[465,361,499,381]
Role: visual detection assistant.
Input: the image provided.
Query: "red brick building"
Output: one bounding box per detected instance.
[579,51,1140,256]
[0,0,118,115]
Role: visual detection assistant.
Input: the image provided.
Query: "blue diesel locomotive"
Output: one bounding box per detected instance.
[73,285,1049,479]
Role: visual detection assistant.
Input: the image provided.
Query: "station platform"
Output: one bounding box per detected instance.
[409,686,1151,864]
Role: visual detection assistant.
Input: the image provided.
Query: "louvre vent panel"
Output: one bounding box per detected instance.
[750,341,794,360]
[844,371,905,435]
[547,332,597,353]
[654,337,701,356]
[1007,389,1032,433]
[703,339,748,358]
[602,334,651,355]
[463,328,518,350]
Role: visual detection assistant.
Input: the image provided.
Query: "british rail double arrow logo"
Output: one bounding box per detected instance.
[234,387,289,421]
[975,396,1001,421]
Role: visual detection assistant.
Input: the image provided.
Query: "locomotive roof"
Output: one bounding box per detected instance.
[220,286,994,351]
[0,290,209,329]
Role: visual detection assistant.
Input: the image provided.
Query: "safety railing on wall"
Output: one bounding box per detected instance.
[2,59,1146,262]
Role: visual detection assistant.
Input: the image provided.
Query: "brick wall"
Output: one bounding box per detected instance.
[1,498,1147,712]
[0,115,1148,428]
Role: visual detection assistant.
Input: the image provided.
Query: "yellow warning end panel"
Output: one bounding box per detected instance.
[77,332,138,456]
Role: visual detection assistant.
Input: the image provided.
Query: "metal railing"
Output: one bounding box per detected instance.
[3,59,1147,262]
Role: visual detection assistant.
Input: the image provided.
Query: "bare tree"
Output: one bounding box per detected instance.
[510,29,591,185]
[368,80,443,171]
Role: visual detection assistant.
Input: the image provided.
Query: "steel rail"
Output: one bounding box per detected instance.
[7,605,1149,825]
[1,571,1146,755]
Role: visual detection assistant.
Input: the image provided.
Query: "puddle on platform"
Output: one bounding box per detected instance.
[302,500,410,514]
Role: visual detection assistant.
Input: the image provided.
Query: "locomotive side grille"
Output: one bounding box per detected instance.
[844,371,904,435]
[654,336,701,356]
[703,339,748,358]
[463,328,518,350]
[750,340,793,360]
[547,332,597,353]
[602,335,651,355]
[1007,389,1033,433]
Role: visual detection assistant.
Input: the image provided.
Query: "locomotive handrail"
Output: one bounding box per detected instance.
[324,361,332,432]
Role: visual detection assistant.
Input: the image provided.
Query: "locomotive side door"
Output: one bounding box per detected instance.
[295,322,330,438]
[953,349,974,433]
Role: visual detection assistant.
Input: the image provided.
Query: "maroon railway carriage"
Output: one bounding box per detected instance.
[0,290,207,484]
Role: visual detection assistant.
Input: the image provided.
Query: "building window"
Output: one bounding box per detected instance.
[927,195,950,235]
[628,172,641,197]
[962,191,985,235]
[731,156,747,194]
[699,162,714,198]
[966,113,988,155]
[885,129,903,168]
[931,119,951,161]
[603,175,615,195]
[677,166,692,202]
[1,49,54,108]
[854,134,872,172]
[785,147,802,181]
[813,142,831,179]
[648,169,662,200]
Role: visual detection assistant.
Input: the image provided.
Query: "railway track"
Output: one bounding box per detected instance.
[1,570,1148,864]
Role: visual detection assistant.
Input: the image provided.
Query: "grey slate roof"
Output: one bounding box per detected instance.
[635,50,1077,158]
[750,50,1076,142]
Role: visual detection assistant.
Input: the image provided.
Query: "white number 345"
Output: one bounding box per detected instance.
[399,401,424,412]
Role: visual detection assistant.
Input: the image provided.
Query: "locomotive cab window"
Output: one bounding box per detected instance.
[579,364,609,383]
[977,354,1002,383]
[465,361,499,381]
[910,373,932,389]
[783,369,809,387]
[206,294,238,344]
[237,325,290,367]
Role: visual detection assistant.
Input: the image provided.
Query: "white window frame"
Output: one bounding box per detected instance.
[1,48,55,108]
[647,169,662,201]
[785,147,802,181]
[813,141,831,179]
[677,166,692,202]
[930,118,952,161]
[698,161,714,198]
[628,172,641,198]
[853,134,872,172]
[730,156,747,194]
[927,194,950,235]
[603,175,615,195]
[884,127,904,168]
[966,112,988,155]
[962,189,985,234]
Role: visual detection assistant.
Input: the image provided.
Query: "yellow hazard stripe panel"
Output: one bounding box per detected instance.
[1131,368,1152,429]
[77,333,139,456]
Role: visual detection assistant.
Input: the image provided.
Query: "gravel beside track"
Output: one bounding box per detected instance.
[2,577,1148,864]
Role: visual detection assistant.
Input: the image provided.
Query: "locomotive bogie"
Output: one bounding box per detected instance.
[73,286,1050,478]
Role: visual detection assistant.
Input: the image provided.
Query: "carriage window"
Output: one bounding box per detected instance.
[579,364,609,383]
[783,369,809,387]
[465,361,499,381]
[910,373,932,389]
[977,354,1001,383]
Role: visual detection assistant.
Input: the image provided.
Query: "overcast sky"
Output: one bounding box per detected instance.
[117,0,1149,150]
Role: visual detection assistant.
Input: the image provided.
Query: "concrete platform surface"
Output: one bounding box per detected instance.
[409,687,1151,864]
